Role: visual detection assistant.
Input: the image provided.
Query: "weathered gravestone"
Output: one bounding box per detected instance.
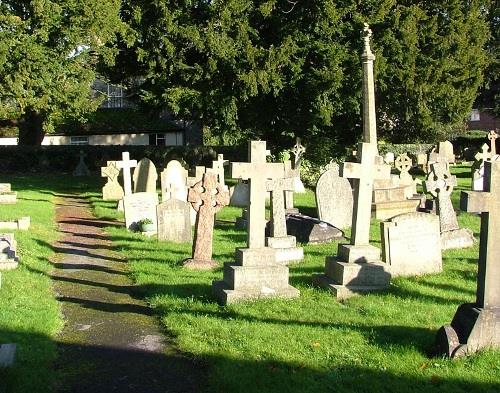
[266,176,304,264]
[424,162,474,250]
[157,199,192,243]
[488,130,498,156]
[116,152,137,196]
[0,234,19,270]
[123,192,158,232]
[160,160,188,202]
[290,138,306,194]
[187,166,207,187]
[0,343,16,368]
[381,212,442,277]
[0,183,17,204]
[471,143,500,191]
[213,141,299,304]
[212,154,229,190]
[133,158,158,193]
[73,150,91,177]
[315,162,353,230]
[101,161,124,201]
[384,152,395,165]
[184,172,229,269]
[435,160,500,357]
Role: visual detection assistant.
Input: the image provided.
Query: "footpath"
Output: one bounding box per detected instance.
[51,195,205,393]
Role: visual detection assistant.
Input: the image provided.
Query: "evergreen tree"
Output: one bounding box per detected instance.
[0,1,127,144]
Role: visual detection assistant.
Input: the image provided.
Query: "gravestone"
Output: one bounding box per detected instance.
[0,184,17,204]
[381,212,442,277]
[395,153,418,198]
[315,162,353,230]
[438,141,455,164]
[266,176,304,264]
[160,160,188,202]
[435,160,500,357]
[424,162,474,250]
[0,234,18,270]
[213,140,299,304]
[123,192,158,232]
[212,154,229,190]
[116,152,137,196]
[0,343,16,368]
[184,172,229,269]
[384,152,395,165]
[416,153,428,173]
[283,160,299,214]
[471,144,500,191]
[133,158,158,193]
[187,166,207,187]
[101,161,124,200]
[290,138,306,193]
[73,150,91,177]
[157,198,192,243]
[488,130,498,156]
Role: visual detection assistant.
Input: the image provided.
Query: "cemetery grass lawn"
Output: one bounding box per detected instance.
[0,176,99,393]
[88,163,499,393]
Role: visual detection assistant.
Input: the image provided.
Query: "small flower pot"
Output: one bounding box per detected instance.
[141,223,155,232]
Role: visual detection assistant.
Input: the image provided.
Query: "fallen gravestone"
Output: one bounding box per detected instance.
[0,234,19,270]
[435,160,500,357]
[381,212,442,277]
[157,198,192,243]
[133,158,158,193]
[315,162,353,230]
[184,172,229,269]
[123,192,159,232]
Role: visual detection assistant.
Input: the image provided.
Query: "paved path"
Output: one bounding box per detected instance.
[51,195,205,393]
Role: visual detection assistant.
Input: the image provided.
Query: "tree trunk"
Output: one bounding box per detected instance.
[18,109,45,145]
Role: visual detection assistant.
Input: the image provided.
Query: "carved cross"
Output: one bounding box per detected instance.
[460,161,500,308]
[231,141,284,248]
[212,154,229,188]
[488,130,498,156]
[101,161,120,183]
[188,172,229,262]
[116,152,137,195]
[291,138,306,170]
[341,143,391,246]
[475,143,491,163]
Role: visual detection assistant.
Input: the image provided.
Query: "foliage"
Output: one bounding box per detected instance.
[117,0,491,151]
[0,1,129,144]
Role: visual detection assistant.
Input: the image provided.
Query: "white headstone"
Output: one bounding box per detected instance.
[123,192,159,231]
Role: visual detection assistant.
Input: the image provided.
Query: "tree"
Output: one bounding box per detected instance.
[0,1,128,145]
[119,1,490,155]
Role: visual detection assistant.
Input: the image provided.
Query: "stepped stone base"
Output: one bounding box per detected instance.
[441,228,474,250]
[435,304,500,358]
[372,199,419,220]
[313,244,391,299]
[0,192,17,204]
[183,258,218,270]
[266,236,303,264]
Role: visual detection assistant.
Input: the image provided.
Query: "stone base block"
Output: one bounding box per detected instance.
[0,260,18,271]
[435,304,500,358]
[183,258,218,270]
[286,208,300,214]
[372,186,406,203]
[324,258,391,287]
[0,192,17,204]
[372,199,419,220]
[0,343,16,368]
[441,228,474,250]
[235,247,277,266]
[312,274,388,300]
[337,244,381,263]
[213,279,300,305]
[267,236,296,248]
[267,235,303,263]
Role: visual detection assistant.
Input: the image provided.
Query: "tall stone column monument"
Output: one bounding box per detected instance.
[361,23,377,148]
[435,161,500,357]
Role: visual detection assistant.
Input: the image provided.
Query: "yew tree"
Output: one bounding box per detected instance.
[0,1,127,144]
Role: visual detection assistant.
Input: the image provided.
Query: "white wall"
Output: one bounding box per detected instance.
[0,138,19,145]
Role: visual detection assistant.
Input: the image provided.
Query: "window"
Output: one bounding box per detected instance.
[470,109,480,121]
[149,132,183,146]
[70,136,89,145]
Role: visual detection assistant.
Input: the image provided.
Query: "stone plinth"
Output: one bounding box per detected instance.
[0,234,19,271]
[0,217,30,231]
[266,235,304,264]
[0,192,17,204]
[372,199,420,220]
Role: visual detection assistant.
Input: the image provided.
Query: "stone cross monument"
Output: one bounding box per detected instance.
[184,172,229,270]
[116,152,137,196]
[488,130,498,156]
[101,161,124,200]
[212,154,229,190]
[435,160,500,357]
[361,23,377,147]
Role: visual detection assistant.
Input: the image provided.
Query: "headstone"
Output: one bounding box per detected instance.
[116,152,137,196]
[133,158,158,193]
[384,152,395,165]
[183,172,229,269]
[290,138,306,193]
[381,212,442,277]
[73,150,91,176]
[424,162,474,250]
[438,141,455,164]
[157,199,192,243]
[266,176,304,263]
[315,162,353,230]
[160,160,188,202]
[101,161,124,201]
[0,234,19,270]
[213,141,299,304]
[416,153,428,173]
[123,192,158,232]
[187,166,207,187]
[211,154,229,189]
[229,179,249,207]
[0,343,16,368]
[488,130,498,156]
[0,183,17,204]
[395,153,417,198]
[435,160,500,357]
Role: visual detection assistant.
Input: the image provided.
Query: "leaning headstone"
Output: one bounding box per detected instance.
[160,160,188,202]
[435,160,500,357]
[101,161,124,201]
[0,234,19,270]
[73,150,91,177]
[381,212,442,277]
[116,152,137,196]
[213,140,299,304]
[315,162,353,230]
[424,162,474,250]
[0,184,17,204]
[133,158,158,193]
[123,192,158,231]
[184,172,229,269]
[0,343,16,368]
[266,176,304,264]
[157,198,192,243]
